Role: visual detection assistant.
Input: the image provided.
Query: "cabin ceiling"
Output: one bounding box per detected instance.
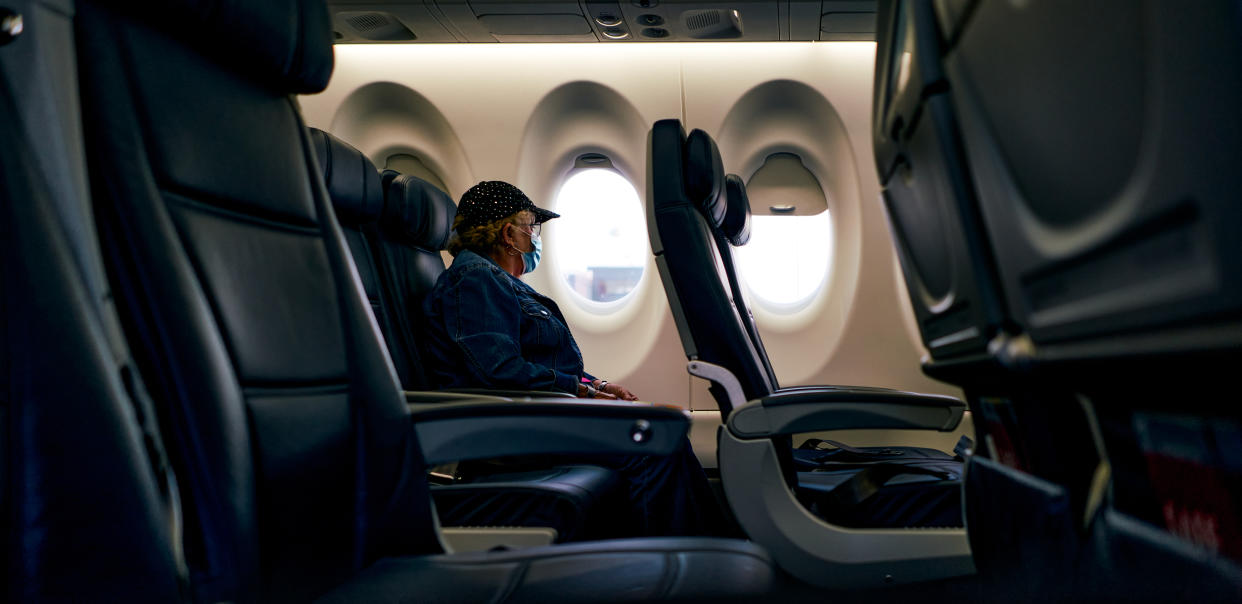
[327,1,877,43]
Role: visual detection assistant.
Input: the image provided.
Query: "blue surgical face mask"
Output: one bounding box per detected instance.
[521,234,542,274]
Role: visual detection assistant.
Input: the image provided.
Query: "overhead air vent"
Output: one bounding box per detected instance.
[347,13,388,32]
[686,10,719,30]
[681,9,743,39]
[337,11,417,41]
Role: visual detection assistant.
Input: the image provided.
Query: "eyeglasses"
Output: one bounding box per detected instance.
[514,222,541,237]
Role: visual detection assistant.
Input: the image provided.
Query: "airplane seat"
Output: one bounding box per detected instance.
[876,0,1242,600]
[716,171,964,522]
[718,175,751,247]
[371,170,575,401]
[648,122,780,409]
[309,127,396,367]
[0,62,184,601]
[716,174,780,389]
[946,0,1242,600]
[360,156,628,543]
[380,168,401,193]
[74,0,775,600]
[372,172,454,390]
[718,173,960,442]
[648,118,973,588]
[873,1,1115,600]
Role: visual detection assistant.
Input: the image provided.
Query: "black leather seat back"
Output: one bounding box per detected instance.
[873,1,1242,600]
[371,173,457,390]
[1,72,185,603]
[873,3,1103,595]
[381,168,402,193]
[946,0,1242,351]
[716,174,781,390]
[76,1,439,600]
[310,128,414,382]
[872,0,1008,361]
[941,1,1242,601]
[647,120,775,412]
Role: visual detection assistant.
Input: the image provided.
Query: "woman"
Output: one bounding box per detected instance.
[422,180,725,537]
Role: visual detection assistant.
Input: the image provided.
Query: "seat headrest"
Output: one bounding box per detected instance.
[721,174,753,247]
[684,128,727,228]
[106,0,334,94]
[382,174,456,251]
[310,128,383,226]
[381,169,402,192]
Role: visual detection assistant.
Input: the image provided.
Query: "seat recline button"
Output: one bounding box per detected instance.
[630,419,653,443]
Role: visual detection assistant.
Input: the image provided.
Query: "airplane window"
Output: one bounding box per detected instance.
[734,211,833,308]
[733,153,834,310]
[552,168,647,305]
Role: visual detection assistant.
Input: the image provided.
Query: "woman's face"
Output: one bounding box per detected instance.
[507,211,539,252]
[502,211,543,275]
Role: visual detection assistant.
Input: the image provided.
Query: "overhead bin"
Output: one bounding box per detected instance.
[329,2,458,42]
[326,1,873,42]
[477,13,597,42]
[819,0,876,41]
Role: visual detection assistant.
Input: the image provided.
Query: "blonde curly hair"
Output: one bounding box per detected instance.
[447,209,533,257]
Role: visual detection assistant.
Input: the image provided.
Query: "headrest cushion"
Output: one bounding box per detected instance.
[310,129,383,226]
[110,0,334,94]
[684,129,727,227]
[383,175,456,251]
[721,175,753,246]
[380,169,402,192]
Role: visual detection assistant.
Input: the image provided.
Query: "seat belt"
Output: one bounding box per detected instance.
[818,462,958,510]
[953,435,975,460]
[797,438,910,462]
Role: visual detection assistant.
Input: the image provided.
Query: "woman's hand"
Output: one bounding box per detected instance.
[598,381,638,401]
[577,382,618,399]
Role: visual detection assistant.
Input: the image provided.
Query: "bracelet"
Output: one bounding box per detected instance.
[583,384,597,398]
[596,380,609,392]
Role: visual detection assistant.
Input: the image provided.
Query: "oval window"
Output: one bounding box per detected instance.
[734,212,834,308]
[733,153,833,309]
[552,168,648,304]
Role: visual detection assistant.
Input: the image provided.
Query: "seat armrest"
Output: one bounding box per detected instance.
[409,399,690,466]
[440,387,575,400]
[405,390,511,404]
[439,527,558,553]
[727,387,965,439]
[719,387,973,589]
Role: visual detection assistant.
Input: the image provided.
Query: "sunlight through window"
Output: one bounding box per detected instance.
[733,211,833,308]
[553,169,647,304]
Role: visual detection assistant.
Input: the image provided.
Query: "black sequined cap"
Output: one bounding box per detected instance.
[456,180,560,230]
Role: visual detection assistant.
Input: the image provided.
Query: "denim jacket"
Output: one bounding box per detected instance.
[422,249,592,393]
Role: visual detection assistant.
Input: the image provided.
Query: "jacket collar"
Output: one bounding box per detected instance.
[453,248,501,271]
